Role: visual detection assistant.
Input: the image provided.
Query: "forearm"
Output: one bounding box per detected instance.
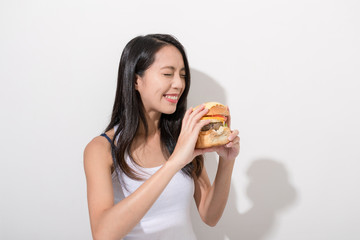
[93,160,180,240]
[202,157,235,226]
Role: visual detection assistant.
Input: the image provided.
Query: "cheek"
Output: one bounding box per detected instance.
[181,79,186,93]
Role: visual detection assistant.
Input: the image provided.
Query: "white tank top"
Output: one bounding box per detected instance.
[111,126,197,240]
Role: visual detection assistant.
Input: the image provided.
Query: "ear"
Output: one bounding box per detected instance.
[134,74,140,90]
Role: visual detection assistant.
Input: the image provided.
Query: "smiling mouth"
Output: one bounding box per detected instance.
[164,94,180,103]
[164,95,179,100]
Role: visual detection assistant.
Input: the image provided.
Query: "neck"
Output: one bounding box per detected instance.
[136,110,161,138]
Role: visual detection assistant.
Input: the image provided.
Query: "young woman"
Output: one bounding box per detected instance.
[84,34,240,240]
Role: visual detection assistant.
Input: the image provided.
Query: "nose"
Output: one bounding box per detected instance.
[172,74,185,89]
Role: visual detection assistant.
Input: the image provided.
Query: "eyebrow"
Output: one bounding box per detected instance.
[160,66,186,71]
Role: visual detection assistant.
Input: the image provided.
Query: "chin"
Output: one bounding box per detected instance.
[158,103,177,114]
[162,107,177,115]
[159,100,178,114]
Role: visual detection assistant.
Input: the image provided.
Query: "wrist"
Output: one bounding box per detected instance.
[219,156,236,163]
[219,157,236,168]
[164,157,183,173]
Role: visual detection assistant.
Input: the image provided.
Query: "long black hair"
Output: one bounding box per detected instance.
[104,34,203,180]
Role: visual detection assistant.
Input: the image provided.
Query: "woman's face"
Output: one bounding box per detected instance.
[136,45,186,115]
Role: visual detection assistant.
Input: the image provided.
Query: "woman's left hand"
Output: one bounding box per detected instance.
[211,129,240,161]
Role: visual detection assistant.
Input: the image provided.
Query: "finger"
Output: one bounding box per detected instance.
[226,143,235,148]
[226,106,231,128]
[192,104,205,114]
[191,108,209,123]
[188,107,209,129]
[228,136,240,145]
[228,129,239,141]
[195,119,211,132]
[226,141,240,148]
[190,105,208,119]
[182,107,193,126]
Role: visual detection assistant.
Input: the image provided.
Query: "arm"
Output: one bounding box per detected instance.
[84,105,211,240]
[194,129,240,227]
[194,157,235,227]
[84,138,181,240]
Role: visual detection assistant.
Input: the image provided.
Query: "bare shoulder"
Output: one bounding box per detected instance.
[83,131,114,171]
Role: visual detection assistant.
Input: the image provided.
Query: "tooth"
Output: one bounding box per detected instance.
[166,95,178,100]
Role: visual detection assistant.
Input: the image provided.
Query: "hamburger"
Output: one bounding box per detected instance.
[195,102,231,148]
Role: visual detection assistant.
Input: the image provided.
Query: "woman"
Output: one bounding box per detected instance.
[84,34,240,240]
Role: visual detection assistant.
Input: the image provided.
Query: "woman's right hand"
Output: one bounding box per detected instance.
[169,104,213,169]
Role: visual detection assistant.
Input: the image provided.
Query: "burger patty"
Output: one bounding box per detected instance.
[201,122,223,131]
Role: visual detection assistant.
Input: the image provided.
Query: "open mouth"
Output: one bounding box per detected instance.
[164,94,179,103]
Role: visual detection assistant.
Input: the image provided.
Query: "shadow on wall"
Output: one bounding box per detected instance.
[188,69,297,240]
[187,68,227,106]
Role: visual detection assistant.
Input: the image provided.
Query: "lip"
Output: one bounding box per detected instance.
[164,94,180,103]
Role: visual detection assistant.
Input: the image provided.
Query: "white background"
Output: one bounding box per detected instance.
[1,0,359,239]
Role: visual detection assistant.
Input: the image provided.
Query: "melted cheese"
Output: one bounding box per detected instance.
[201,116,226,122]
